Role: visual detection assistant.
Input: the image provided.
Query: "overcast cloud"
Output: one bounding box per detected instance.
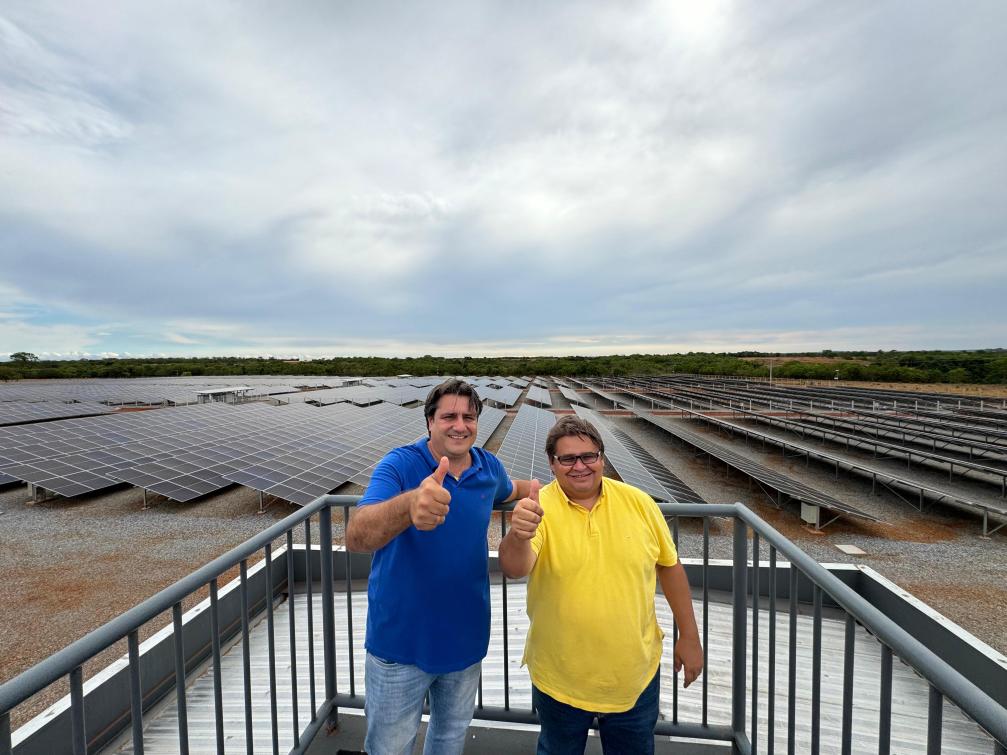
[1,1,1005,359]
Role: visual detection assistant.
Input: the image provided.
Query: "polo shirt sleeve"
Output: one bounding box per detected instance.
[359,451,406,506]
[642,491,678,567]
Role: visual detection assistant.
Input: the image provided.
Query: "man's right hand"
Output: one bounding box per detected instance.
[509,479,543,540]
[411,456,452,530]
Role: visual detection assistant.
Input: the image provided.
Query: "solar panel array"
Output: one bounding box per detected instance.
[572,407,705,503]
[496,404,556,483]
[0,403,266,497]
[525,385,553,407]
[0,377,344,406]
[0,401,115,427]
[0,399,509,505]
[636,411,880,521]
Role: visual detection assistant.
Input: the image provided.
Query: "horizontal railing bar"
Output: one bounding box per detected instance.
[0,495,357,714]
[289,698,334,755]
[320,694,737,742]
[732,504,1007,746]
[496,501,739,518]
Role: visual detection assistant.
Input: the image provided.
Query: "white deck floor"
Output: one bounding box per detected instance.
[111,582,994,754]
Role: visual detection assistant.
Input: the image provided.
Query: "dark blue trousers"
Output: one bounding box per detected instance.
[532,668,660,755]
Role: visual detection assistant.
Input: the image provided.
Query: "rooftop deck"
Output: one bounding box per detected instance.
[4,499,1005,755]
[102,577,992,754]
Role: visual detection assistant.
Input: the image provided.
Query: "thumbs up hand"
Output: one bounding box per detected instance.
[510,479,544,540]
[412,456,452,530]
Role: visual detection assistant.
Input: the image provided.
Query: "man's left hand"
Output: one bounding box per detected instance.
[674,634,704,688]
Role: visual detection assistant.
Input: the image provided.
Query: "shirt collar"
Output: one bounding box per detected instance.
[418,437,480,476]
[558,476,607,510]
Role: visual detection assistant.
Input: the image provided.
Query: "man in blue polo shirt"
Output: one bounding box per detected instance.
[345,378,530,755]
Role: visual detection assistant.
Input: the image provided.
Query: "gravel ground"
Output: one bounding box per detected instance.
[2,403,1006,730]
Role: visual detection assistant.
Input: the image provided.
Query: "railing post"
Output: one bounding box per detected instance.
[343,505,357,697]
[209,580,224,754]
[2,709,11,755]
[70,666,86,755]
[927,686,943,755]
[732,514,749,751]
[319,505,338,731]
[127,631,145,755]
[172,603,189,755]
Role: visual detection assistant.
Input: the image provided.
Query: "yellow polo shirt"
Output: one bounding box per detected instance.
[522,477,678,712]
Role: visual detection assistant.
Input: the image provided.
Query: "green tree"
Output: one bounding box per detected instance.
[9,351,38,363]
[945,368,969,383]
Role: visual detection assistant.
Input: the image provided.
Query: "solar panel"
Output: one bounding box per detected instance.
[480,386,522,408]
[525,386,552,407]
[572,407,705,503]
[496,404,556,483]
[557,385,587,407]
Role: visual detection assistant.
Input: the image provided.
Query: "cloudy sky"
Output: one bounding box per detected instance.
[1,2,1005,359]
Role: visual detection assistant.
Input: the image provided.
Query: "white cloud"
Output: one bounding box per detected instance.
[0,1,1005,356]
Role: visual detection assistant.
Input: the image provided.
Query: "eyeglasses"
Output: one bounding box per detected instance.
[553,452,602,467]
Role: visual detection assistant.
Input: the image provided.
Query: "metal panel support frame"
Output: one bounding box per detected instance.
[258,491,277,515]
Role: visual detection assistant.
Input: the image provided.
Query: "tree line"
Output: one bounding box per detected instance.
[1,350,1005,384]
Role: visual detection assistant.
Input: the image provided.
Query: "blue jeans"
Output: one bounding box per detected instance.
[364,652,482,755]
[532,668,660,755]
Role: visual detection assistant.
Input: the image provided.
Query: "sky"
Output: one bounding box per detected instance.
[1,1,1006,360]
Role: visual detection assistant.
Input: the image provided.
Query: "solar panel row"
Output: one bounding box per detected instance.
[297,384,430,407]
[496,404,556,483]
[636,410,879,520]
[0,378,343,406]
[0,401,115,427]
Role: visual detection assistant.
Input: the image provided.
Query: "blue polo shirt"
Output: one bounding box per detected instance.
[360,438,514,673]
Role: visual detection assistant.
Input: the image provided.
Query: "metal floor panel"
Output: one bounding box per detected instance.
[112,583,993,755]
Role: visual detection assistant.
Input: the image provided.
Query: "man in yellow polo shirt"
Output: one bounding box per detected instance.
[499,415,703,755]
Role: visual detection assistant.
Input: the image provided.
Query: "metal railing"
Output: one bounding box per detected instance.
[1,496,1005,754]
